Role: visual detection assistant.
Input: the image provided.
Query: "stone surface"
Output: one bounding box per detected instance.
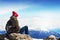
[0,34,4,40]
[0,33,32,40]
[9,33,32,40]
[43,35,58,40]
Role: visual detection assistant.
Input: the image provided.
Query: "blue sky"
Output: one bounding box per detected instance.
[0,0,60,18]
[0,0,60,31]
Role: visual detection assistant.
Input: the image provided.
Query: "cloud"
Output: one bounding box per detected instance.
[0,10,60,31]
[0,17,60,31]
[0,5,29,15]
[19,17,60,31]
[18,10,60,30]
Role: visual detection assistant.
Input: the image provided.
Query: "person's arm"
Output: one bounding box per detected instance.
[13,20,20,32]
[5,20,11,31]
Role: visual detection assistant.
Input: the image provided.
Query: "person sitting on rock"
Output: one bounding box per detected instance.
[5,11,28,35]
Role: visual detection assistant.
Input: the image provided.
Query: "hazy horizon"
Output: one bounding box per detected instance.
[0,0,60,32]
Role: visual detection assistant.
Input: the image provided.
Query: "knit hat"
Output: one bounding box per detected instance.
[12,11,18,17]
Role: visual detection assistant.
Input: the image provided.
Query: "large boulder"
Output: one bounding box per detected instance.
[44,35,58,40]
[9,33,32,40]
[0,34,4,40]
[0,33,32,40]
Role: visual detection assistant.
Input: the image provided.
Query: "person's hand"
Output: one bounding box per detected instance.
[9,26,12,28]
[6,26,11,32]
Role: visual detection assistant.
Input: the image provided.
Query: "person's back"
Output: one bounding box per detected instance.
[5,11,20,34]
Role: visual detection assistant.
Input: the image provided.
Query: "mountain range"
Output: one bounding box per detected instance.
[0,30,60,39]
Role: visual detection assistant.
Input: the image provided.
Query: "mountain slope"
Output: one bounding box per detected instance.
[0,30,60,39]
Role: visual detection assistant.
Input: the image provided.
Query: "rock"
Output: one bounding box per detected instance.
[0,34,4,40]
[44,35,58,40]
[57,38,60,40]
[0,33,32,40]
[4,37,9,40]
[9,33,32,40]
[0,34,9,40]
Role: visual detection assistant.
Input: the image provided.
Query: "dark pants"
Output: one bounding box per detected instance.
[20,26,28,34]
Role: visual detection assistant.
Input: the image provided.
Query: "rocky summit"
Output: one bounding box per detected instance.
[0,33,32,40]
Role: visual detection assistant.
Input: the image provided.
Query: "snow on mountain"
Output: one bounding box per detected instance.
[0,29,60,39]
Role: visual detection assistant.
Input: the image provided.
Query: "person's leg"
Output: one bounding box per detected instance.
[20,27,25,34]
[20,26,28,34]
[25,26,28,34]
